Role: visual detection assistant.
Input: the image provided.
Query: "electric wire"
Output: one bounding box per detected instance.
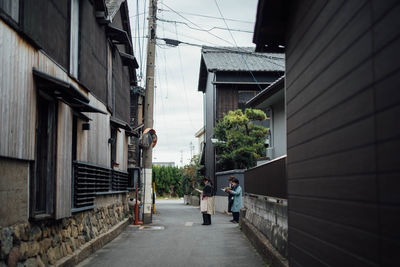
[158,8,254,24]
[158,26,222,47]
[214,0,281,90]
[174,23,195,129]
[157,18,253,33]
[141,0,147,86]
[159,2,235,46]
[160,9,170,99]
[136,0,142,82]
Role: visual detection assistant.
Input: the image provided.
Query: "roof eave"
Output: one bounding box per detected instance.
[253,0,290,52]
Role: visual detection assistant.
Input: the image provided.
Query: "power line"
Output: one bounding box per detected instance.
[214,0,263,91]
[129,12,145,18]
[159,27,222,47]
[158,18,253,34]
[160,13,170,99]
[140,0,147,85]
[159,2,235,46]
[174,23,195,129]
[157,38,285,62]
[158,8,254,24]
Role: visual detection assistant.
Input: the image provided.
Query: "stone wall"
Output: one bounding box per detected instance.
[242,195,288,258]
[0,158,29,227]
[0,196,129,266]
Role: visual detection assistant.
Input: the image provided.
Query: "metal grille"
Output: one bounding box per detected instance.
[73,161,128,208]
[73,162,97,208]
[112,170,129,191]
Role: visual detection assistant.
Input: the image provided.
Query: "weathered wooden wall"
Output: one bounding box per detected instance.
[115,130,128,171]
[216,86,238,120]
[86,94,111,167]
[285,1,400,266]
[0,20,37,160]
[56,102,73,219]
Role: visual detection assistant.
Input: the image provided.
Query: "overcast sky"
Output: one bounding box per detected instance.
[127,0,259,166]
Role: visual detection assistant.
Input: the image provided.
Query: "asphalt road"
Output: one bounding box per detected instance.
[78,200,266,267]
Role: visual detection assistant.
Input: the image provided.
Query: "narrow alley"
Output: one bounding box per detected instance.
[78,200,265,267]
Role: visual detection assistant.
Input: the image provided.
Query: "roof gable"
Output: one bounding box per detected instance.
[201,46,285,72]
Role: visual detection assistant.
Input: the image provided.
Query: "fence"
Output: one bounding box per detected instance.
[73,161,129,209]
[244,156,287,199]
[215,169,245,196]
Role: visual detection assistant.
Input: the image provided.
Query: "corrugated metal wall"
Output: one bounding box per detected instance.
[286,1,400,266]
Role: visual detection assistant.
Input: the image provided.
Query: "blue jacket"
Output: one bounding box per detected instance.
[230,185,242,212]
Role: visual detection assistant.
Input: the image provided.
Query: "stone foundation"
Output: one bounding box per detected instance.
[242,195,288,258]
[0,198,129,267]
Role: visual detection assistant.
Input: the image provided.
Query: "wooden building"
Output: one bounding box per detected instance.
[0,0,139,226]
[247,75,286,162]
[197,46,284,183]
[253,0,400,266]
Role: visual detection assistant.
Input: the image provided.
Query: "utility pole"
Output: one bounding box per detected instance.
[190,141,194,159]
[142,0,157,224]
[180,150,183,166]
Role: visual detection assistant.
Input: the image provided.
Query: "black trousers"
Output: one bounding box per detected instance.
[232,212,239,223]
[202,213,211,225]
[228,196,233,213]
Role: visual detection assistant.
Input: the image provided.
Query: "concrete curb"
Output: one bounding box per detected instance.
[240,217,288,267]
[54,218,130,267]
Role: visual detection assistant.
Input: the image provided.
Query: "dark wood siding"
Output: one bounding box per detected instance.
[108,8,131,123]
[113,46,130,123]
[285,1,400,266]
[216,86,238,121]
[22,0,69,69]
[79,0,108,104]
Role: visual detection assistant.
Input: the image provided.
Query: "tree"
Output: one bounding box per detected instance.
[214,108,269,170]
[181,155,204,195]
[152,166,183,197]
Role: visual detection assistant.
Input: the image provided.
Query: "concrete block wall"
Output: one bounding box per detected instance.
[243,195,288,258]
[214,196,229,213]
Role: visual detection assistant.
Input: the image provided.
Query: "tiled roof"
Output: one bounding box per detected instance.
[201,47,285,72]
[105,0,125,21]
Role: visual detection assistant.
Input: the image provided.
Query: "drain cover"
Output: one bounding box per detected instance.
[138,225,165,230]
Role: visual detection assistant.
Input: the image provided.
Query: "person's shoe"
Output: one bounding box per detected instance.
[232,221,239,224]
[230,219,235,222]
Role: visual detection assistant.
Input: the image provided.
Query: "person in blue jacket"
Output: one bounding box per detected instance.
[226,178,242,223]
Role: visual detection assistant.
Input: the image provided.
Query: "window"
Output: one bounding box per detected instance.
[238,90,257,111]
[69,0,79,78]
[0,0,19,23]
[32,92,58,217]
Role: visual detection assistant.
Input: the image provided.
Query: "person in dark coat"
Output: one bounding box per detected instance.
[227,176,234,214]
[195,178,215,225]
[223,176,234,220]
